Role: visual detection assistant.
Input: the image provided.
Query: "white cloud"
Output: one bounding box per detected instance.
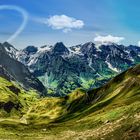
[34,15,84,33]
[94,35,125,44]
[138,41,140,47]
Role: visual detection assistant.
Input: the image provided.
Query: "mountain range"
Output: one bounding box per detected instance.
[2,41,140,96]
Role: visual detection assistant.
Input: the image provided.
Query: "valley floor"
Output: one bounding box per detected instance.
[0,101,139,140]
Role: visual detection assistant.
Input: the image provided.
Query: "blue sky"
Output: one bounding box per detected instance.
[0,0,140,48]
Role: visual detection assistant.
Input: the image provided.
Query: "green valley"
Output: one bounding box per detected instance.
[0,64,140,139]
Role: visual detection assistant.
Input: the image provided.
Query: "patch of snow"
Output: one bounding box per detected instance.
[69,45,82,55]
[5,46,15,54]
[88,58,95,72]
[106,61,119,73]
[68,47,83,56]
[27,57,38,66]
[124,49,130,54]
[74,47,81,53]
[130,57,134,62]
[38,45,52,52]
[69,50,83,56]
[5,46,17,59]
[95,43,101,51]
[16,51,28,65]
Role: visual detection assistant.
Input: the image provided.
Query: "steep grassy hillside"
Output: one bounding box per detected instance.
[0,65,140,139]
[0,77,38,121]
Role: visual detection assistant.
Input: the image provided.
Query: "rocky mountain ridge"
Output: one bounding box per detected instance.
[0,42,46,95]
[2,41,140,96]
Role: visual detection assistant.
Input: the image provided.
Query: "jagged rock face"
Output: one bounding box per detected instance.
[0,65,15,81]
[51,42,69,56]
[2,42,18,59]
[80,42,97,56]
[23,46,38,55]
[5,42,140,96]
[97,44,134,71]
[0,43,46,95]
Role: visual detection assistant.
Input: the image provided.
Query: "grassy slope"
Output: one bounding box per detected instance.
[0,77,39,123]
[0,65,140,139]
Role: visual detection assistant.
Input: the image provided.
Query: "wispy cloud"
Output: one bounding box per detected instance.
[33,15,84,33]
[94,35,125,44]
[0,5,28,43]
